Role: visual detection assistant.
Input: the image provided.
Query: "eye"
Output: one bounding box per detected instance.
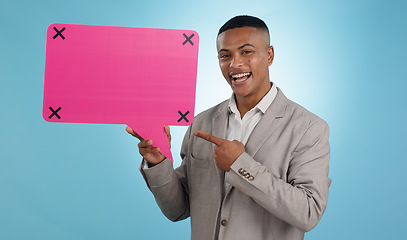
[242,50,252,55]
[219,54,230,59]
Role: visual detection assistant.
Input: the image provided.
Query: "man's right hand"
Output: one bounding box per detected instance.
[126,125,171,166]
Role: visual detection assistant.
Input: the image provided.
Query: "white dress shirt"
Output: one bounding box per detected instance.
[226,82,278,145]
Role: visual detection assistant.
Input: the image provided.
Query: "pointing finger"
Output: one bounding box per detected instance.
[193,130,224,145]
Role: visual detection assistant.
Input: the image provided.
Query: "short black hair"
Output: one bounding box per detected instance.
[218,15,269,36]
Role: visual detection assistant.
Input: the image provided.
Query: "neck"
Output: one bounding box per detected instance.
[235,82,271,118]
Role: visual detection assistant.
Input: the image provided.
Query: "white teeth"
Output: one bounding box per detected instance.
[231,72,251,79]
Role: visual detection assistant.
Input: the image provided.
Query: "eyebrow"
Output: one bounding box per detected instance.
[218,43,255,53]
[238,44,255,49]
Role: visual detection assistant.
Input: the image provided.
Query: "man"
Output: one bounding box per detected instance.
[127,15,331,240]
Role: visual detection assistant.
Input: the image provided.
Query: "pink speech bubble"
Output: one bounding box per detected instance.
[43,23,199,161]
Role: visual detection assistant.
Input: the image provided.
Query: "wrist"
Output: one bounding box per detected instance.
[146,157,165,168]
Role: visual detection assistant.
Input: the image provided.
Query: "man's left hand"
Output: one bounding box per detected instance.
[193,130,245,171]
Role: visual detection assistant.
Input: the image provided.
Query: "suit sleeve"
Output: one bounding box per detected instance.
[225,120,331,232]
[139,125,193,222]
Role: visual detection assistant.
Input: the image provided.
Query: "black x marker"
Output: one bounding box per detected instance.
[177,110,190,123]
[53,27,66,40]
[182,33,194,46]
[49,107,62,119]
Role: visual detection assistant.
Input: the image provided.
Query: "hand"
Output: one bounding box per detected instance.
[193,130,245,171]
[126,125,171,166]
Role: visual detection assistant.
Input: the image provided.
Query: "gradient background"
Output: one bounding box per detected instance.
[1,0,406,239]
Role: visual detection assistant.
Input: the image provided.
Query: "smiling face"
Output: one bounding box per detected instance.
[217,27,274,104]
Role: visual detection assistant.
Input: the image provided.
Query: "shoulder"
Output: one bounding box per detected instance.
[274,90,330,154]
[276,89,329,133]
[193,99,229,123]
[287,99,327,126]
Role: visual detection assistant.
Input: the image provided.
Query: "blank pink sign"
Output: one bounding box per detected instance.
[43,23,199,161]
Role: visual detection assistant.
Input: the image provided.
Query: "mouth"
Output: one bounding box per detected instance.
[230,72,252,83]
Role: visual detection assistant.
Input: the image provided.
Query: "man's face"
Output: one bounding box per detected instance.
[216,27,274,101]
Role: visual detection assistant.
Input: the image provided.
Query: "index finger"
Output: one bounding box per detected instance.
[193,130,224,145]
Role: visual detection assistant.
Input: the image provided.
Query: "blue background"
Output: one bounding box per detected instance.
[1,0,406,239]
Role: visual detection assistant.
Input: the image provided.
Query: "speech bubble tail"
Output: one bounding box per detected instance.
[127,123,173,162]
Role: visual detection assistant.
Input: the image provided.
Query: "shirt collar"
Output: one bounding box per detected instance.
[228,82,278,114]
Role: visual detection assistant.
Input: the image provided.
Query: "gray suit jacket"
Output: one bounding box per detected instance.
[140,88,331,240]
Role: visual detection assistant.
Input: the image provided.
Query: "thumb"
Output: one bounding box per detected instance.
[164,125,171,148]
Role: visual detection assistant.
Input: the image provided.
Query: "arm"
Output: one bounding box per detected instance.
[195,120,331,232]
[140,157,190,222]
[127,125,192,221]
[227,120,330,231]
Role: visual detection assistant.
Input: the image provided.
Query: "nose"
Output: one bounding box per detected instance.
[230,54,243,68]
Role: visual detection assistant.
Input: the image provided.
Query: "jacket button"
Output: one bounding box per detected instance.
[248,176,254,181]
[221,219,228,226]
[238,168,244,174]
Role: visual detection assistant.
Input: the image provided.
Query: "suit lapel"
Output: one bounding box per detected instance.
[211,101,229,196]
[211,102,229,140]
[245,88,287,160]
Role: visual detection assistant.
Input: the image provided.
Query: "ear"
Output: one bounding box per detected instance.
[267,46,274,66]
